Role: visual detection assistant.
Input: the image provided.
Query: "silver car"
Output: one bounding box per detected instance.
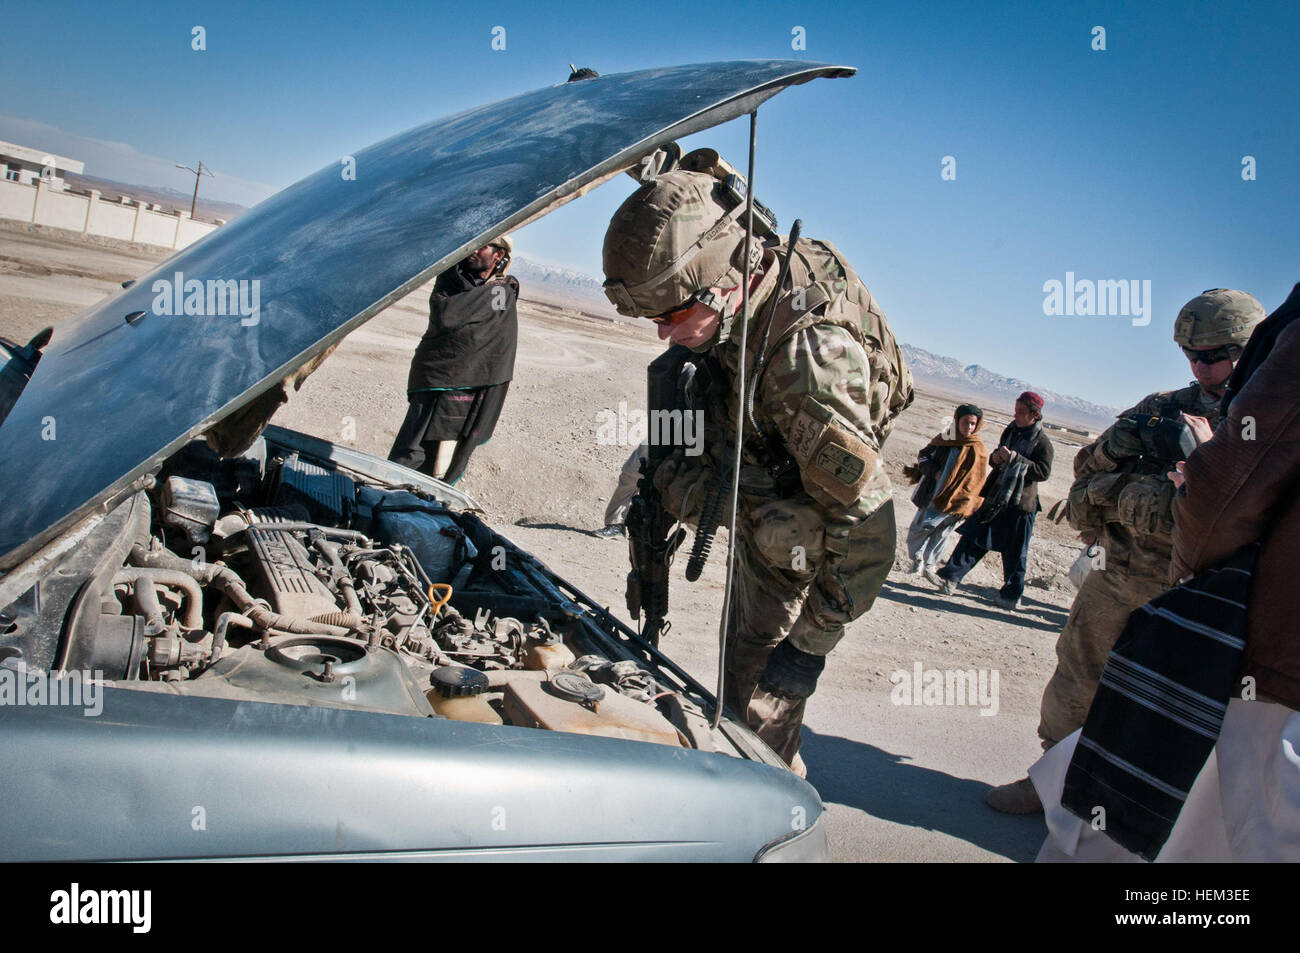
[0,60,853,861]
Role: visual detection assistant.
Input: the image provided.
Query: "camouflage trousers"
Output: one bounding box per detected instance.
[723,498,895,766]
[1037,560,1171,748]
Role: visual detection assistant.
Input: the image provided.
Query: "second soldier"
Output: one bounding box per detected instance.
[985,288,1266,813]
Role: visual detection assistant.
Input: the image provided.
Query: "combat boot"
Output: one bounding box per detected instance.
[985,777,1042,814]
[747,688,807,768]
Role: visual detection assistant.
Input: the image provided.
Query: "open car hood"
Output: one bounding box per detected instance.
[0,59,853,570]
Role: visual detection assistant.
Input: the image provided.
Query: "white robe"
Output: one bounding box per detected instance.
[1032,698,1300,862]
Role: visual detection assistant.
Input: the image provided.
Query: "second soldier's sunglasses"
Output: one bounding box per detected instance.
[1181,346,1232,364]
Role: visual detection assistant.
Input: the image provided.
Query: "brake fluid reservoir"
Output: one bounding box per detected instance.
[523,638,576,673]
[501,672,683,747]
[427,667,502,725]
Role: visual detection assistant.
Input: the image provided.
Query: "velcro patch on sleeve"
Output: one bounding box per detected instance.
[808,422,876,505]
[787,396,877,506]
[788,406,826,465]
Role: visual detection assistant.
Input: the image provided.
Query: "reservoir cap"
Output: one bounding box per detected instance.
[431,666,490,698]
[549,671,606,710]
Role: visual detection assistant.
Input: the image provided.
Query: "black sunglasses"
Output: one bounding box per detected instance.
[1181,346,1231,364]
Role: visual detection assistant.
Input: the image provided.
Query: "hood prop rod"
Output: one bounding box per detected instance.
[712,110,759,731]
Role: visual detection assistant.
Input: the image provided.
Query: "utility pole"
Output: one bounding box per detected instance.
[175,161,213,218]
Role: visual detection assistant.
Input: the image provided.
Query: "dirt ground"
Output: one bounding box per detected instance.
[1,223,1098,861]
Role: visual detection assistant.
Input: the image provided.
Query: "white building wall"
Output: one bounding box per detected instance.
[175,215,212,247]
[87,197,135,241]
[34,186,86,230]
[0,179,36,220]
[0,180,219,249]
[132,207,180,246]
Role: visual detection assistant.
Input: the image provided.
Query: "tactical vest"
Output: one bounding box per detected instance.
[1072,382,1222,566]
[748,237,915,446]
[1154,383,1223,429]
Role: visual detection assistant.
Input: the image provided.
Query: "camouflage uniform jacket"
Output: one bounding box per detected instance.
[677,236,914,642]
[1068,382,1220,575]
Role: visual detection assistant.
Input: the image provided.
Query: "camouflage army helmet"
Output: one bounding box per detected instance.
[602,169,762,324]
[1173,288,1265,359]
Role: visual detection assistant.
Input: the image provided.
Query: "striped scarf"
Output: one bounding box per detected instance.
[972,421,1041,524]
[1060,542,1259,860]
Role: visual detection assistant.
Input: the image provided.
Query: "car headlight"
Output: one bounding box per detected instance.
[753,812,828,863]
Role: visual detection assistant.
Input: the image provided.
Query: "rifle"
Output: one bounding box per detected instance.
[624,345,690,647]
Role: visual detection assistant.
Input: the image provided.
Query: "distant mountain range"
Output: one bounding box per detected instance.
[510,255,619,312]
[900,345,1118,431]
[507,258,1121,430]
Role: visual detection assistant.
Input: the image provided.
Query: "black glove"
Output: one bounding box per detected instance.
[1103,418,1146,461]
[757,639,826,700]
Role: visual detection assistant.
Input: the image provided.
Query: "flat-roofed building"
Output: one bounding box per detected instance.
[0,140,84,190]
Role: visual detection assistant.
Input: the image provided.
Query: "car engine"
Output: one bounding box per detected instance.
[36,435,719,751]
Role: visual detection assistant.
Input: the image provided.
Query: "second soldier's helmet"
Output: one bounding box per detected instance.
[1173,288,1265,360]
[602,170,762,322]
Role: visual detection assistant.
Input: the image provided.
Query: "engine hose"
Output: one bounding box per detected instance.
[127,573,167,633]
[215,520,368,544]
[111,569,204,630]
[229,599,353,639]
[210,505,309,540]
[211,612,253,660]
[308,611,365,629]
[311,536,364,617]
[684,475,729,582]
[128,540,355,638]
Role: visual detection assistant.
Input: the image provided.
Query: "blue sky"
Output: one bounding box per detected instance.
[1,0,1295,407]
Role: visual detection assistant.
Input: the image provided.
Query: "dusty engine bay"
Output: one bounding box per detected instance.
[43,433,725,752]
